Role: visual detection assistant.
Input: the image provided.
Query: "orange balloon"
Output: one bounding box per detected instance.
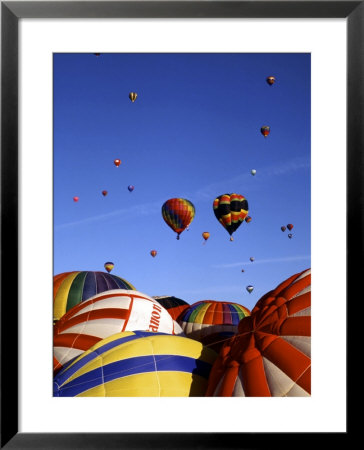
[150,250,157,257]
[202,232,210,242]
[114,159,121,167]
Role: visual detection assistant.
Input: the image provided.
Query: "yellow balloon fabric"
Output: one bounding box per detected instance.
[53,331,218,397]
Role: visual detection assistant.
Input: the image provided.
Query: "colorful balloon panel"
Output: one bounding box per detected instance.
[53,271,136,322]
[53,331,218,397]
[178,300,250,352]
[206,268,311,397]
[213,193,248,239]
[161,198,195,239]
[153,295,190,321]
[54,289,184,373]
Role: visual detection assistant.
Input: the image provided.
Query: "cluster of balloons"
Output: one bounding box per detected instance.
[53,267,310,397]
[281,223,294,239]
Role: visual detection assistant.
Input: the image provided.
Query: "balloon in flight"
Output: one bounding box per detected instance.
[161,198,195,240]
[246,285,254,294]
[102,190,108,196]
[213,193,249,241]
[261,126,270,137]
[150,250,157,257]
[287,224,294,231]
[114,159,121,167]
[288,233,293,239]
[104,262,114,273]
[281,226,286,232]
[266,76,276,85]
[245,216,252,223]
[250,257,255,262]
[129,92,137,102]
[73,196,79,202]
[251,169,256,176]
[127,185,134,192]
[202,232,210,243]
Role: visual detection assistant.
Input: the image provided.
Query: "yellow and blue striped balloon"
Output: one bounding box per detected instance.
[53,331,218,397]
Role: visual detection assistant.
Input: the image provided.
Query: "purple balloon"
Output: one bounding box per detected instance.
[128,185,134,192]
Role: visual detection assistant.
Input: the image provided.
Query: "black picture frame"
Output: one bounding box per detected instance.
[1,1,356,448]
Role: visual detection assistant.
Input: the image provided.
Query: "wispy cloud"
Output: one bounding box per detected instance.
[212,254,311,269]
[192,156,310,201]
[55,199,163,230]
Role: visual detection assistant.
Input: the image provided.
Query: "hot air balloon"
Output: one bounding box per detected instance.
[288,233,293,239]
[202,232,210,243]
[53,290,184,373]
[53,271,135,322]
[250,257,255,262]
[102,190,108,196]
[54,331,218,397]
[153,295,190,321]
[114,159,121,167]
[213,193,248,241]
[127,185,134,192]
[287,224,294,231]
[104,261,114,273]
[266,76,276,85]
[73,196,79,202]
[129,92,137,102]
[251,169,256,176]
[245,216,252,223]
[241,269,245,273]
[205,269,311,397]
[246,285,254,294]
[178,300,250,353]
[261,126,270,137]
[150,250,157,257]
[161,198,195,240]
[281,226,286,232]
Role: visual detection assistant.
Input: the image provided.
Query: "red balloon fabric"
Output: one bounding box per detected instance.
[205,268,311,397]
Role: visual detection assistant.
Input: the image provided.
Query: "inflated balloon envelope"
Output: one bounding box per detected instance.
[54,289,184,374]
[205,268,311,397]
[53,331,218,397]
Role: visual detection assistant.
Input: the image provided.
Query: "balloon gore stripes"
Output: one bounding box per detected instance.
[53,271,135,321]
[206,268,311,397]
[53,331,218,397]
[161,198,195,239]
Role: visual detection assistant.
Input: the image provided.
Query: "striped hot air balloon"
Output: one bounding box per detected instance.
[178,300,250,352]
[161,198,195,240]
[53,289,184,373]
[53,271,135,322]
[53,331,218,397]
[213,193,248,241]
[206,268,311,397]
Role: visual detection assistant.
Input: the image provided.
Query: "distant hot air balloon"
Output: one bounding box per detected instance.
[150,250,157,257]
[266,76,276,85]
[162,198,195,240]
[128,185,134,192]
[73,196,79,202]
[288,233,293,239]
[129,92,137,102]
[245,216,252,223]
[102,190,108,196]
[246,285,254,294]
[250,257,255,262]
[251,169,257,176]
[281,226,286,232]
[213,193,248,241]
[114,159,121,167]
[202,232,210,244]
[261,126,270,137]
[241,269,245,273]
[104,261,114,273]
[287,224,294,231]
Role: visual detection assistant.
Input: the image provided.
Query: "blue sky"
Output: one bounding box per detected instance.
[53,53,310,311]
